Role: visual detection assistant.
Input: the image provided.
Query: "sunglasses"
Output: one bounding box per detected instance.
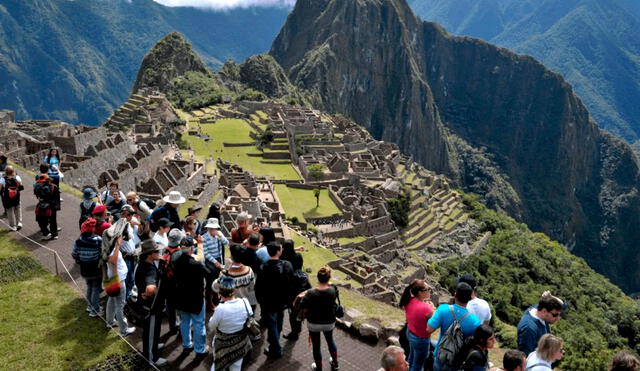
[550,312,561,318]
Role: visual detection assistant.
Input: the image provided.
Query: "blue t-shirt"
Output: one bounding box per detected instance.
[256,246,270,263]
[428,304,481,356]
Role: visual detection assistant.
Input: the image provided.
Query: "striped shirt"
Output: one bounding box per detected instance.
[203,232,228,265]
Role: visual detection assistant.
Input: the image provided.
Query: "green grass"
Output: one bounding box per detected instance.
[340,289,404,327]
[182,116,300,180]
[0,232,129,370]
[275,185,341,223]
[337,236,367,245]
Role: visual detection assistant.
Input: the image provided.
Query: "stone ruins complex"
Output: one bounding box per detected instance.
[0,96,486,306]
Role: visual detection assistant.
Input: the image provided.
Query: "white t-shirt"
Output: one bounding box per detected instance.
[467,297,492,324]
[0,175,22,186]
[153,232,169,253]
[526,351,553,371]
[107,247,128,280]
[208,298,252,334]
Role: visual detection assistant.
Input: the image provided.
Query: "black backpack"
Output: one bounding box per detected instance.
[33,181,52,199]
[79,201,96,226]
[292,269,312,294]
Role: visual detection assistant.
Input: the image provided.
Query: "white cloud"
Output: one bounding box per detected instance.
[152,0,296,10]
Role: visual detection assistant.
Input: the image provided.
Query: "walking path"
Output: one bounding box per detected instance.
[1,171,386,370]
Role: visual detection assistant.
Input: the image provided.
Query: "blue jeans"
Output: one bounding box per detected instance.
[180,303,206,353]
[433,358,457,371]
[264,310,284,356]
[85,276,101,312]
[407,329,430,371]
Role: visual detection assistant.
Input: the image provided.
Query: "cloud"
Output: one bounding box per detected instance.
[152,0,296,10]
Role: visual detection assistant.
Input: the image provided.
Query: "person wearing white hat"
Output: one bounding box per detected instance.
[203,217,228,311]
[149,191,185,232]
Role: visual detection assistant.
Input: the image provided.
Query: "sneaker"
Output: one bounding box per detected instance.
[311,363,318,371]
[52,235,59,240]
[330,357,340,370]
[283,332,299,341]
[120,327,136,337]
[85,305,91,313]
[88,311,98,318]
[106,321,118,328]
[152,358,168,367]
[57,227,62,231]
[263,348,283,359]
[41,234,51,241]
[16,223,22,231]
[158,343,166,351]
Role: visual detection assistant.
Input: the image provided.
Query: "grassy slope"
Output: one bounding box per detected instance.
[0,231,129,370]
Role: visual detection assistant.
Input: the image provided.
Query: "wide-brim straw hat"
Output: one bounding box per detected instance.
[163,191,186,204]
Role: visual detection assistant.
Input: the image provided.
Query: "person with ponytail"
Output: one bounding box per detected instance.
[399,279,435,371]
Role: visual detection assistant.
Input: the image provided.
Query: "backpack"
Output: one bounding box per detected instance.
[139,197,156,210]
[437,305,471,366]
[33,181,52,199]
[292,269,312,294]
[4,177,19,199]
[79,201,96,226]
[160,246,180,280]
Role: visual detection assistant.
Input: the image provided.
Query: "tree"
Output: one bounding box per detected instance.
[314,188,321,207]
[307,164,325,181]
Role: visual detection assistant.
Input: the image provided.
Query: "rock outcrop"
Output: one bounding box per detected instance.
[270,0,640,292]
[132,32,210,93]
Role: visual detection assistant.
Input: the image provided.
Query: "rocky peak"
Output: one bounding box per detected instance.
[132,32,210,93]
[270,0,640,292]
[238,54,292,98]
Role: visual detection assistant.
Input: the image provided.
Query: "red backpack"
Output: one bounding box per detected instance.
[160,246,180,279]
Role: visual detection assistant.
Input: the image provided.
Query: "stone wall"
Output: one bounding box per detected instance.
[51,127,108,155]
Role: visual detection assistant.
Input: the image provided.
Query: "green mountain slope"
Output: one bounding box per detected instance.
[408,0,640,152]
[270,0,640,294]
[0,0,289,125]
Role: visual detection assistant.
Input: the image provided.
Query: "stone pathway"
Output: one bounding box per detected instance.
[1,171,387,370]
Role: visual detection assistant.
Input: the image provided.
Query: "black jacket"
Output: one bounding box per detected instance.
[172,251,206,314]
[255,259,295,311]
[149,205,180,231]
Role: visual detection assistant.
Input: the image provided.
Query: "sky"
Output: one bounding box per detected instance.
[152,0,296,9]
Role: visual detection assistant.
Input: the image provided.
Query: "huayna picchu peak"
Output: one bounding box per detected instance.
[270,0,640,293]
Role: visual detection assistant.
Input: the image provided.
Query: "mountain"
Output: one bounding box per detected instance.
[0,0,289,125]
[408,0,640,152]
[270,0,640,293]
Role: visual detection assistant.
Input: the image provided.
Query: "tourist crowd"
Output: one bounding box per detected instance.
[0,151,638,371]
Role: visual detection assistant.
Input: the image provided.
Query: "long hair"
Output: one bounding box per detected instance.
[470,324,494,348]
[399,279,428,308]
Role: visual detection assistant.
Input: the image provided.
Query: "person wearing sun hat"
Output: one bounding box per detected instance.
[203,217,228,311]
[79,187,98,228]
[135,238,168,367]
[149,191,185,232]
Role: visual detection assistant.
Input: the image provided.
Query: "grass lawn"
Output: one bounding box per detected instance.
[0,232,130,370]
[337,236,367,245]
[275,185,341,223]
[182,116,300,180]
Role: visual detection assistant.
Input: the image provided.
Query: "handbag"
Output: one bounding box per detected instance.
[104,274,122,297]
[333,285,344,318]
[242,298,261,337]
